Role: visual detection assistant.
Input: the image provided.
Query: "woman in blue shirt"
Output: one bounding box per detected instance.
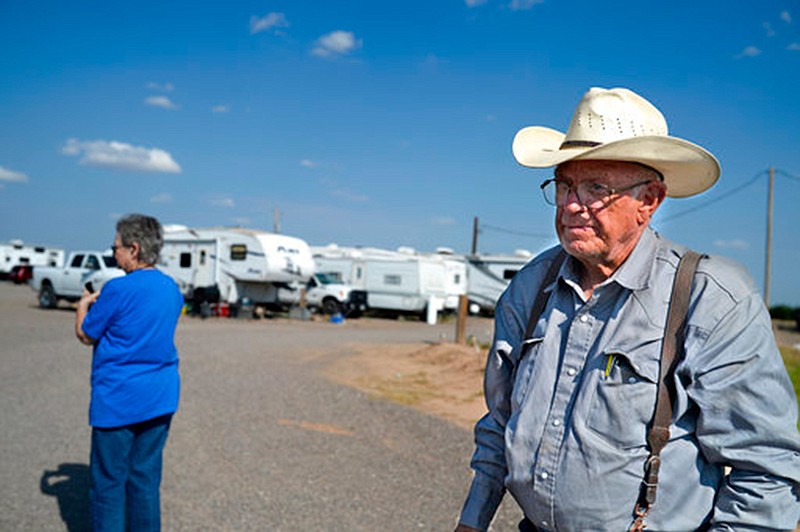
[76,214,183,532]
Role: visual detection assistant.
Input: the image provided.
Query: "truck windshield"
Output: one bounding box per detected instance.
[316,272,341,285]
[103,256,118,268]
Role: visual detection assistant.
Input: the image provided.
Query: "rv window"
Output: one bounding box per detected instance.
[503,269,519,280]
[180,253,191,268]
[356,267,362,280]
[230,244,247,261]
[35,247,45,253]
[454,274,461,284]
[199,250,206,265]
[71,255,85,268]
[103,256,118,268]
[384,274,402,286]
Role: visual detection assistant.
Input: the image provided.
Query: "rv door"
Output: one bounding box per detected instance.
[191,242,216,288]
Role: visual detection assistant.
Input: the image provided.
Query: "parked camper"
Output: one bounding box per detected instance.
[159,226,316,311]
[1,240,65,278]
[464,250,532,314]
[30,250,124,308]
[312,245,463,319]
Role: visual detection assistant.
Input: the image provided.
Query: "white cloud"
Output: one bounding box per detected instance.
[788,42,800,51]
[432,216,456,226]
[713,239,749,250]
[509,0,544,11]
[781,10,792,24]
[735,46,761,58]
[0,165,29,183]
[763,22,776,37]
[62,138,182,173]
[212,197,236,208]
[465,0,488,6]
[146,81,174,92]
[211,104,230,113]
[300,159,318,168]
[145,96,179,110]
[312,30,362,58]
[150,193,172,203]
[250,12,289,35]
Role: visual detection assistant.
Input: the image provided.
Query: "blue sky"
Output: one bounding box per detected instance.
[1,0,799,305]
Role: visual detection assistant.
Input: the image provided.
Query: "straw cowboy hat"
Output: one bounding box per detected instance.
[512,87,720,198]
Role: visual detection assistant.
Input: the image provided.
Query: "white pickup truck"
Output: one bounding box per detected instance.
[30,250,124,309]
[277,272,367,316]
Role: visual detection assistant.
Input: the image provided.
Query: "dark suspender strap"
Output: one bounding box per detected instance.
[523,249,567,341]
[631,250,703,531]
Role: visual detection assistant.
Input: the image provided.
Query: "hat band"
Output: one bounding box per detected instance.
[560,140,602,149]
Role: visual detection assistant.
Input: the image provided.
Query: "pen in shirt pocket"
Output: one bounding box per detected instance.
[604,354,617,379]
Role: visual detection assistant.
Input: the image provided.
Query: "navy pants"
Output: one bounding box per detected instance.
[90,415,172,532]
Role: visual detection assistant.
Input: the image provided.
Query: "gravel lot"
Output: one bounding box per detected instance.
[0,282,523,531]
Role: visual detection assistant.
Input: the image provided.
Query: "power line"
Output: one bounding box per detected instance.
[776,169,800,182]
[658,170,767,223]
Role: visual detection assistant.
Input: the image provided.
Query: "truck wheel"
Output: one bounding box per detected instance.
[39,284,57,309]
[321,298,342,315]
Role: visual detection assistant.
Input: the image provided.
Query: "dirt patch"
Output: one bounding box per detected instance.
[325,320,800,432]
[325,342,489,430]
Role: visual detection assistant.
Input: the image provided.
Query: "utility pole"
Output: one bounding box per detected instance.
[471,216,479,256]
[764,166,774,307]
[273,208,281,234]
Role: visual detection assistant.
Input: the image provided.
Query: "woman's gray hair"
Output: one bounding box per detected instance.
[116,214,163,266]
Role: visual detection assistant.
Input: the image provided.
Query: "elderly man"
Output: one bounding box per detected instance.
[455,88,800,531]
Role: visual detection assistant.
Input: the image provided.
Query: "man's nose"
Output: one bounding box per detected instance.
[561,186,586,211]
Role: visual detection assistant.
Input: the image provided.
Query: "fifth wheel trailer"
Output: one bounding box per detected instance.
[159,226,315,309]
[311,245,466,318]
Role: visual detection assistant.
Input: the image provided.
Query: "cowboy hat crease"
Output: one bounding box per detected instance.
[512,87,721,198]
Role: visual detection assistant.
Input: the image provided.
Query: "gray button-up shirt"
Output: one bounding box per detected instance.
[459,228,800,531]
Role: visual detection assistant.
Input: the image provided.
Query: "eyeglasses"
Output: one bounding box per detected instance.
[540,178,653,208]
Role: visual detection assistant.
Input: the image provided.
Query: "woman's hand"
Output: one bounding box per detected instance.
[75,287,100,345]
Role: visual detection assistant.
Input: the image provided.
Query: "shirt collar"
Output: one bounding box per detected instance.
[605,226,658,291]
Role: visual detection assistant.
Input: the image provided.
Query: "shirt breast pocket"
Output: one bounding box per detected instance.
[586,346,659,450]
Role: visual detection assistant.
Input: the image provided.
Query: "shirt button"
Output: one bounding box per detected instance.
[628,377,637,384]
[552,419,561,427]
[540,471,549,480]
[542,521,549,528]
[579,314,589,323]
[566,367,577,376]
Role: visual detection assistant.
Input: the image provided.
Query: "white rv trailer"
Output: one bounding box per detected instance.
[0,240,65,276]
[418,247,468,311]
[464,250,532,314]
[159,226,315,307]
[311,245,464,316]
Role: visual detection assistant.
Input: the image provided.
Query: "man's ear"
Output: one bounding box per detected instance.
[637,181,667,223]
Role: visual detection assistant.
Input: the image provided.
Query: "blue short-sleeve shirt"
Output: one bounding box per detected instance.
[82,269,183,428]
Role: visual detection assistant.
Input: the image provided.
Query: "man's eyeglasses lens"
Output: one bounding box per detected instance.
[540,179,651,207]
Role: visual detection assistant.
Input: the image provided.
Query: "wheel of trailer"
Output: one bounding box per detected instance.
[39,283,57,309]
[321,297,342,315]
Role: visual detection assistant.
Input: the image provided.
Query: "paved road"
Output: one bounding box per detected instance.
[0,283,522,531]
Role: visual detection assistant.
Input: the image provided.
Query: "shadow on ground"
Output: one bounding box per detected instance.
[40,463,90,532]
